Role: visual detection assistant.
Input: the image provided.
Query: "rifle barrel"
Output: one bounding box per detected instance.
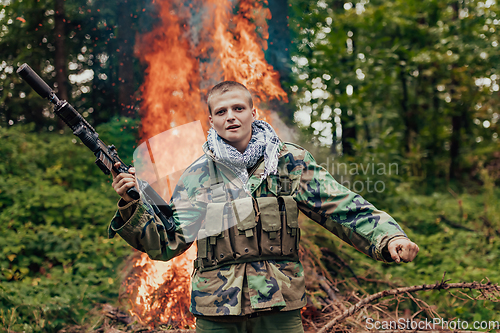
[17,64,55,100]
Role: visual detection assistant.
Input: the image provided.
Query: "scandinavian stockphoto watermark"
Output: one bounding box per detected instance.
[316,157,399,194]
[365,317,500,331]
[273,157,399,194]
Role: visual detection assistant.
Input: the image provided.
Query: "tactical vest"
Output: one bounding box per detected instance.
[194,158,301,272]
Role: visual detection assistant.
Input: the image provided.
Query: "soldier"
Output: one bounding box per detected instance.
[109,81,419,333]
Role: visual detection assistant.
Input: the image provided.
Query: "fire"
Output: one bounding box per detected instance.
[123,247,197,327]
[122,0,288,329]
[135,0,288,140]
[207,0,288,109]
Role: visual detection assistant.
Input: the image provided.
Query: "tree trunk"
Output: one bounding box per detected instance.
[341,30,358,156]
[54,0,68,129]
[266,0,291,85]
[448,1,460,180]
[117,0,136,117]
[266,0,294,123]
[399,63,416,153]
[342,114,356,156]
[428,73,442,185]
[449,109,462,179]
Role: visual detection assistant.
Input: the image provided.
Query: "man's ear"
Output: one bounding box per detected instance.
[252,108,256,120]
[209,115,213,127]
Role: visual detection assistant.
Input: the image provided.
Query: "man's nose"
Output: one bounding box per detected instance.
[226,109,236,120]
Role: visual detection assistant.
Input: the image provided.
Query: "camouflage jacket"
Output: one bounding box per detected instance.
[108,141,408,318]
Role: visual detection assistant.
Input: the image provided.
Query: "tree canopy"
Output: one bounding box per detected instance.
[288,0,500,189]
[0,0,152,131]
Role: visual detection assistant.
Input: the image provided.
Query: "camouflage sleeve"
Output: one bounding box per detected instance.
[107,177,205,261]
[117,198,138,221]
[294,151,408,262]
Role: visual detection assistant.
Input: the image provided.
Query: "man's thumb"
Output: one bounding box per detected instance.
[389,246,401,263]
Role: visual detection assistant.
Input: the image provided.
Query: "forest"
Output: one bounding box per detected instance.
[1,0,499,332]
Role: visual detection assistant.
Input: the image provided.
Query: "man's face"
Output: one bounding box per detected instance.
[209,89,256,153]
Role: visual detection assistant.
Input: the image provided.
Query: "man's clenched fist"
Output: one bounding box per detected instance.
[387,238,419,263]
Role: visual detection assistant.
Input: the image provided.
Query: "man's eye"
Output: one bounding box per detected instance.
[216,110,225,115]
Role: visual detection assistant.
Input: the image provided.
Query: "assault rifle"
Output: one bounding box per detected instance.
[17,63,175,236]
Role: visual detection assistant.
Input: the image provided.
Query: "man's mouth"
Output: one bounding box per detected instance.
[226,125,240,130]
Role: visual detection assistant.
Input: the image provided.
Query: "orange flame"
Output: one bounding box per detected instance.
[207,0,288,108]
[123,247,197,327]
[123,0,288,329]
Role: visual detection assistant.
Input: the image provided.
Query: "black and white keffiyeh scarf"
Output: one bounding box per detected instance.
[207,120,280,186]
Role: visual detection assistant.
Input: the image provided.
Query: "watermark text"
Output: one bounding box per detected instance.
[366,317,500,331]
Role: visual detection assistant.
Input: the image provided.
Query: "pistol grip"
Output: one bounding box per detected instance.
[127,187,140,200]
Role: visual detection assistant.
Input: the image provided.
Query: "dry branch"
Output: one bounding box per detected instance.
[317,276,500,333]
[437,214,475,232]
[102,304,132,325]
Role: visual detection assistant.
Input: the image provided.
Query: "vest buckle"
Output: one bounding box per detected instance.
[279,176,291,195]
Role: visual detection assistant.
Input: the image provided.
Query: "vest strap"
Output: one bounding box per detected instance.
[208,159,226,203]
[208,159,221,186]
[211,183,226,203]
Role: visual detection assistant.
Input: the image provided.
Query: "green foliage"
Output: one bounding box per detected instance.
[289,0,500,188]
[303,183,500,321]
[0,120,138,332]
[0,0,154,130]
[0,0,56,129]
[97,116,142,162]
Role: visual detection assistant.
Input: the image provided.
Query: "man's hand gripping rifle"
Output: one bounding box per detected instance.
[17,63,176,237]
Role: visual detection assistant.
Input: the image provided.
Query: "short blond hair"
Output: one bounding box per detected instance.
[207,81,253,115]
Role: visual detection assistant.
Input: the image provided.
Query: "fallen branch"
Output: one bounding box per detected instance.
[102,304,132,325]
[479,216,500,237]
[334,276,401,288]
[317,275,500,333]
[438,214,475,232]
[321,247,359,284]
